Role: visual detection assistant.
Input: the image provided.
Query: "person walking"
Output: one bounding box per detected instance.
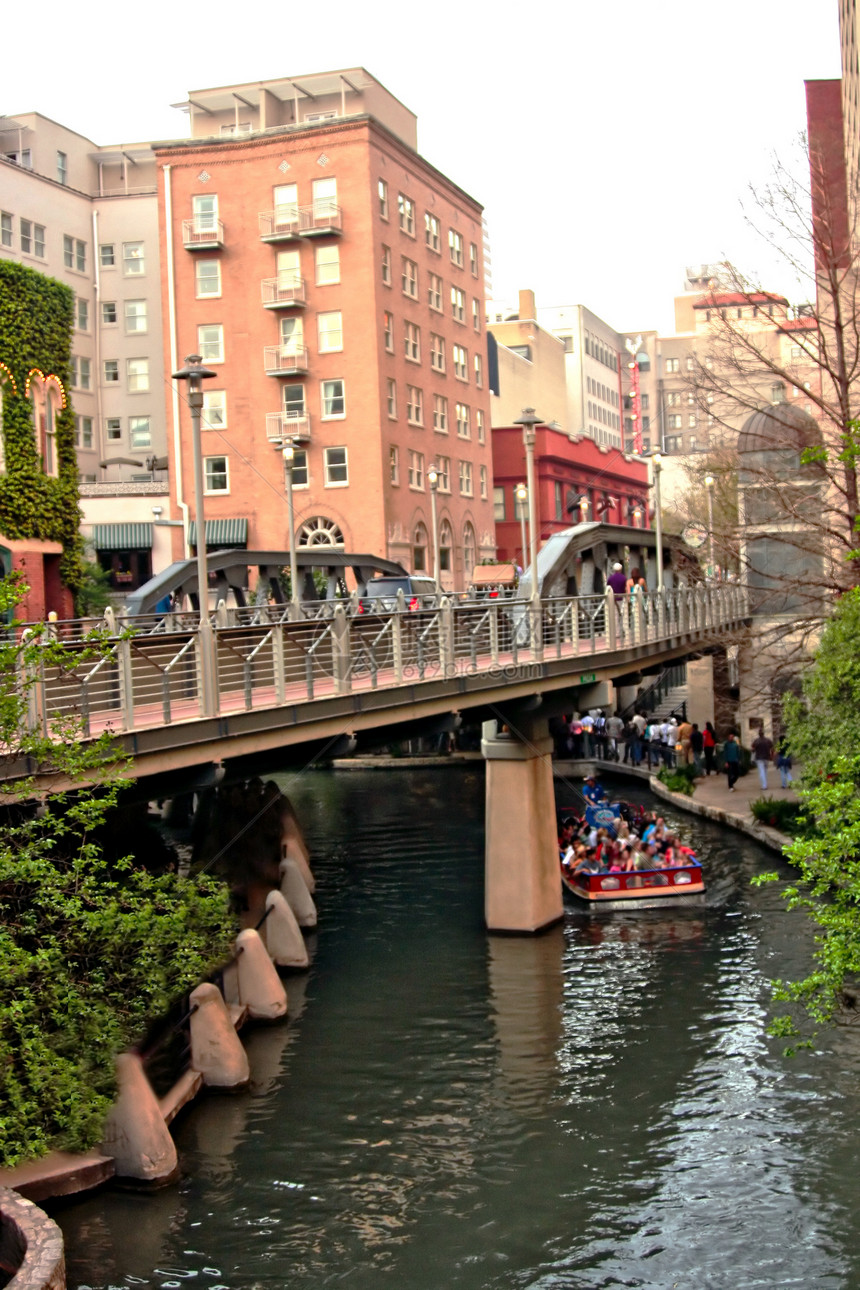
[702,721,717,776]
[751,728,774,791]
[677,716,694,766]
[775,739,794,789]
[723,731,741,792]
[690,723,704,774]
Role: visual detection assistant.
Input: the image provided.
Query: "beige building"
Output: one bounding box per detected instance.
[537,303,623,447]
[486,290,568,429]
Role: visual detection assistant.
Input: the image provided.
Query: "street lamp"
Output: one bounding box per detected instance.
[513,408,541,607]
[282,440,300,612]
[427,463,440,586]
[578,495,590,521]
[514,482,528,571]
[172,353,216,714]
[651,451,664,591]
[704,474,716,577]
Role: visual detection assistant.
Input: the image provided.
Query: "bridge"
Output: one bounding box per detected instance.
[17,581,747,934]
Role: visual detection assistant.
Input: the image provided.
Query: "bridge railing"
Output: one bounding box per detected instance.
[16,583,748,739]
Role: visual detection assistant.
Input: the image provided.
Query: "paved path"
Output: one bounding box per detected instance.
[690,764,798,822]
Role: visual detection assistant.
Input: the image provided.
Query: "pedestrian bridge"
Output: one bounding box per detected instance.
[18,582,746,934]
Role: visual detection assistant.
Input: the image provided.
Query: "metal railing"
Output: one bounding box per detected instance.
[14,583,747,743]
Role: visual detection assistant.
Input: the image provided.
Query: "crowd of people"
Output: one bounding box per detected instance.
[552,710,719,774]
[558,775,698,878]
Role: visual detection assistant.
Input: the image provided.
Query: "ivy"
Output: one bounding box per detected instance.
[0,260,84,592]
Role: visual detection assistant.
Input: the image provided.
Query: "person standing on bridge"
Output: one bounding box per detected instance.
[608,562,627,599]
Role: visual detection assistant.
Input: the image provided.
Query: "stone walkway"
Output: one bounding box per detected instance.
[690,763,798,822]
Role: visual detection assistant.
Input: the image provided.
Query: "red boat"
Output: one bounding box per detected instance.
[561,862,705,910]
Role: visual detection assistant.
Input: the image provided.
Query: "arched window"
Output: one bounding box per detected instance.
[463,522,476,577]
[412,521,428,572]
[297,516,344,547]
[26,371,62,478]
[438,518,453,572]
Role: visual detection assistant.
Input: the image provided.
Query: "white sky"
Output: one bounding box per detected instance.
[4,0,842,335]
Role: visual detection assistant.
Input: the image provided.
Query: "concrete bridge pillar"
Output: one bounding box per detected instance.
[481,717,563,935]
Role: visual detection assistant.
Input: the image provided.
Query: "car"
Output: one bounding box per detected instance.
[358,575,439,613]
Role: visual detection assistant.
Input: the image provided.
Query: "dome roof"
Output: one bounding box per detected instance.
[738,404,821,455]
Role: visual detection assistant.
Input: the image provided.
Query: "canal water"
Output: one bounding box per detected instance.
[58,766,860,1289]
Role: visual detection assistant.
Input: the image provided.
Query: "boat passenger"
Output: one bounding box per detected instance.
[582,774,606,806]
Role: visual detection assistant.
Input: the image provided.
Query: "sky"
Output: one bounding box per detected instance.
[3,0,842,335]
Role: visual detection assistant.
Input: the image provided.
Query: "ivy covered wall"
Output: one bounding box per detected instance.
[0,259,84,592]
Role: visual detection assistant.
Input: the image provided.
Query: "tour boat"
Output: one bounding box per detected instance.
[561,861,706,910]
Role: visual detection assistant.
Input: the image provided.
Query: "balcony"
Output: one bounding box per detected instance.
[299,201,343,237]
[182,217,224,250]
[261,276,307,309]
[263,345,309,376]
[259,206,302,242]
[266,411,311,443]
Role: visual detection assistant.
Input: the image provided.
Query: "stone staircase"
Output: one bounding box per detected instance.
[646,683,689,722]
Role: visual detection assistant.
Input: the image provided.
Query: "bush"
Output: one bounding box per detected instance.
[749,795,808,836]
[657,766,697,796]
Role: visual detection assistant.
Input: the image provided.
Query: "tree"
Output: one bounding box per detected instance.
[0,575,236,1167]
[753,585,860,1049]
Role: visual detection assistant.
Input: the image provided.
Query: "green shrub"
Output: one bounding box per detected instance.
[750,795,808,836]
[657,766,696,796]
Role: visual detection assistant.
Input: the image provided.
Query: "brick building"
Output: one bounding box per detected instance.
[156,70,495,591]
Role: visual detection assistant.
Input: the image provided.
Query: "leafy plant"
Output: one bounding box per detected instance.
[657,765,697,796]
[749,795,806,835]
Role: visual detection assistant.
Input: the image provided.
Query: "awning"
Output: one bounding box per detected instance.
[188,518,248,547]
[92,522,153,551]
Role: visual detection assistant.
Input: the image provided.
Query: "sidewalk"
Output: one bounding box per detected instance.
[691,764,798,823]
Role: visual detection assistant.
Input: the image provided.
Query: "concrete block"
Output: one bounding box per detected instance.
[101,1053,178,1186]
[235,929,288,1021]
[263,890,310,968]
[189,983,250,1089]
[279,857,317,929]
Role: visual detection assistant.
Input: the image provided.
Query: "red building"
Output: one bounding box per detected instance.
[492,422,650,567]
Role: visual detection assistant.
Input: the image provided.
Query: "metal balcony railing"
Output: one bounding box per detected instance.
[182,217,224,250]
[263,345,309,376]
[259,203,343,241]
[261,276,307,308]
[265,411,311,442]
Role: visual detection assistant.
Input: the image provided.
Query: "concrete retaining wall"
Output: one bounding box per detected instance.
[0,1187,64,1290]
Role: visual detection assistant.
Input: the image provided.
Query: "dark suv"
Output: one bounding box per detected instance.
[358,576,439,612]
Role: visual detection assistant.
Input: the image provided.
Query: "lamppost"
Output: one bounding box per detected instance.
[513,408,541,608]
[427,463,440,586]
[282,440,300,612]
[651,451,664,591]
[172,353,216,715]
[704,474,716,577]
[578,495,590,523]
[514,482,528,571]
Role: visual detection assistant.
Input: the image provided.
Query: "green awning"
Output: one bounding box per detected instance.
[92,522,153,551]
[188,518,248,548]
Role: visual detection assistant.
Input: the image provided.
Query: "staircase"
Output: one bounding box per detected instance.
[646,683,689,723]
[621,663,688,723]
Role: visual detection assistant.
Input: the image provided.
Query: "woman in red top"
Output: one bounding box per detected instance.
[702,722,717,776]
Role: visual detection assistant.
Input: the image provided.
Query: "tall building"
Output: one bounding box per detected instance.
[156,70,496,590]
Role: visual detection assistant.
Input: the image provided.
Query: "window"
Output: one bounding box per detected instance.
[203,389,227,429]
[284,384,306,419]
[63,235,74,268]
[74,239,86,271]
[1,212,12,247]
[480,464,488,500]
[123,241,144,275]
[667,413,682,429]
[436,455,451,492]
[76,415,93,449]
[686,356,695,371]
[378,179,389,220]
[125,300,147,333]
[196,259,221,297]
[76,298,89,330]
[102,301,117,325]
[433,394,448,433]
[57,151,68,184]
[129,416,151,449]
[312,177,337,217]
[470,242,479,277]
[428,273,442,312]
[382,245,391,285]
[413,521,428,570]
[401,257,418,298]
[321,378,346,418]
[425,213,440,252]
[317,311,343,353]
[106,418,121,441]
[390,445,399,485]
[665,435,680,452]
[665,357,680,373]
[472,299,481,332]
[383,310,394,352]
[315,244,340,285]
[126,358,149,392]
[408,450,424,489]
[476,409,485,443]
[324,446,348,485]
[387,378,397,418]
[104,359,119,384]
[455,402,470,437]
[398,193,415,235]
[20,220,44,257]
[99,243,115,268]
[493,486,506,521]
[406,385,423,425]
[474,353,483,386]
[197,324,224,363]
[554,481,564,520]
[273,182,298,226]
[688,413,697,428]
[79,358,91,390]
[453,344,467,379]
[451,286,465,322]
[291,448,309,488]
[430,333,445,372]
[192,193,218,233]
[404,321,420,362]
[448,229,463,266]
[458,460,473,495]
[204,455,228,492]
[791,344,803,359]
[666,392,680,406]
